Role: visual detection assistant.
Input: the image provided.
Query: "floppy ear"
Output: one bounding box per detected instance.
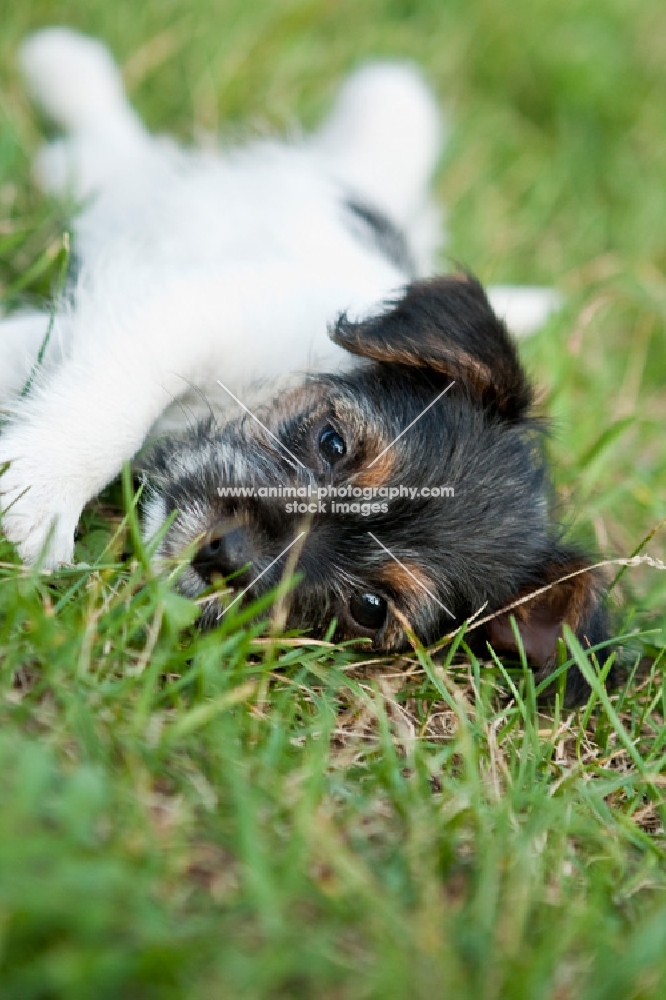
[484,548,611,705]
[331,274,533,421]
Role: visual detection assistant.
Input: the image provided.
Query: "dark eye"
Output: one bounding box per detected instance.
[349,592,388,630]
[318,424,346,464]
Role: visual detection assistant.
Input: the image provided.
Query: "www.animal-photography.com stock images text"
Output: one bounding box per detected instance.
[1,1,666,997]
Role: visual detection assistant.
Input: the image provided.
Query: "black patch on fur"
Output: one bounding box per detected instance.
[344,196,417,278]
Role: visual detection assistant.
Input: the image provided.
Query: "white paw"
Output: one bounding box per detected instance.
[20,28,126,133]
[0,430,81,568]
[487,285,563,339]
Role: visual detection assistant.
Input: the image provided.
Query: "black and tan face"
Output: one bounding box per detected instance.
[141,275,608,702]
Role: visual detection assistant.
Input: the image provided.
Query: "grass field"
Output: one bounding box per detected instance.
[1,1,666,997]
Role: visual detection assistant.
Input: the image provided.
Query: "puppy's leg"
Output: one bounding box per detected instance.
[312,62,444,274]
[0,264,320,567]
[0,273,211,565]
[487,285,563,338]
[19,28,149,198]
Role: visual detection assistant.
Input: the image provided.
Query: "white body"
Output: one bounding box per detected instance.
[0,29,558,567]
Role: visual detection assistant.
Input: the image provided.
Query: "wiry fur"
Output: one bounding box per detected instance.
[0,29,602,702]
[143,274,610,705]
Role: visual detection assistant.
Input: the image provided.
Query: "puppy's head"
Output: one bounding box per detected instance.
[141,275,608,703]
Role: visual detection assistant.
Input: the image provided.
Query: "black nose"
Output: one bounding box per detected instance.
[192,526,254,586]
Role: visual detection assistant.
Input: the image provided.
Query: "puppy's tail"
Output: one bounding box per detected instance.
[313,62,444,272]
[19,27,144,140]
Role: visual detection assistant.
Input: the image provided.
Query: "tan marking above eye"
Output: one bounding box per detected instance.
[259,383,329,431]
[377,561,435,608]
[350,446,395,489]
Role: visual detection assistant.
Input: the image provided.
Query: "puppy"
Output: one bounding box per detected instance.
[0,28,606,702]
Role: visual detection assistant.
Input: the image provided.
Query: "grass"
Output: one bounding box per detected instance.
[1,0,666,996]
